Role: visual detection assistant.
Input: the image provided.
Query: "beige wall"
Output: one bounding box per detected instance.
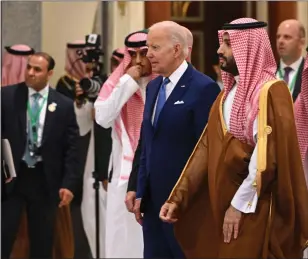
[42,1,99,86]
[110,1,145,49]
[101,1,145,75]
[297,1,308,56]
[256,2,268,26]
[41,1,145,86]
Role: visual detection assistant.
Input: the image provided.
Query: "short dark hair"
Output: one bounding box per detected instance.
[31,52,56,71]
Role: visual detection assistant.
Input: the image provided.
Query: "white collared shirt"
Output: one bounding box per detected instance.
[27,85,50,147]
[276,56,304,93]
[151,60,188,123]
[137,76,151,102]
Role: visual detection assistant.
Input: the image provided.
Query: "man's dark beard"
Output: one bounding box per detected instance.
[220,57,239,76]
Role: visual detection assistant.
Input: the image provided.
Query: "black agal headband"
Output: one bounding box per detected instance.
[5,46,35,56]
[222,21,267,30]
[124,29,149,48]
[112,49,124,59]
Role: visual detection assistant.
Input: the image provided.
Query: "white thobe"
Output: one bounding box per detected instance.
[94,74,149,258]
[223,77,258,213]
[74,101,107,258]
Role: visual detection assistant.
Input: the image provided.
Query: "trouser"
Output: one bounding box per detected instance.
[1,162,57,259]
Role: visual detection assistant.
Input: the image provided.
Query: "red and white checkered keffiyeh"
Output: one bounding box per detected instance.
[295,53,308,164]
[112,47,125,63]
[65,40,87,80]
[218,18,277,146]
[2,44,34,86]
[98,31,155,153]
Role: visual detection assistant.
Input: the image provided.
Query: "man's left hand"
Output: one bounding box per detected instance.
[133,198,143,225]
[223,205,242,243]
[125,191,136,213]
[75,83,84,97]
[59,188,74,208]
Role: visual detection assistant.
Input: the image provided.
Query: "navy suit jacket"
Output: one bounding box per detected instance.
[136,64,220,211]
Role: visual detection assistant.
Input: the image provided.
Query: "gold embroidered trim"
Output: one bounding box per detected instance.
[304,240,308,250]
[168,124,208,201]
[255,79,281,197]
[219,94,228,135]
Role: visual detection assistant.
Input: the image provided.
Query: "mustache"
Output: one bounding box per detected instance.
[218,54,227,61]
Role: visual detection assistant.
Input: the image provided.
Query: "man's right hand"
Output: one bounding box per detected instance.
[125,191,136,212]
[75,82,84,108]
[102,180,108,192]
[159,202,179,223]
[126,65,142,81]
[5,177,13,183]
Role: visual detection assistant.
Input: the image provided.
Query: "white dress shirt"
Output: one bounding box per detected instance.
[27,85,49,147]
[151,60,188,123]
[223,76,258,213]
[276,57,304,94]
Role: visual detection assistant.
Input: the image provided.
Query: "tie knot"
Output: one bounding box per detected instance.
[32,93,41,101]
[163,77,170,85]
[284,66,292,74]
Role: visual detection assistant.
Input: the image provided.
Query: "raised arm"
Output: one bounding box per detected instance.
[95,74,139,128]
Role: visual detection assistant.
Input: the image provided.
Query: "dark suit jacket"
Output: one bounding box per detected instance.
[277,58,304,102]
[1,82,81,199]
[136,64,220,211]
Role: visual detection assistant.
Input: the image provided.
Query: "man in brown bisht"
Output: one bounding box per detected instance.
[159,17,308,259]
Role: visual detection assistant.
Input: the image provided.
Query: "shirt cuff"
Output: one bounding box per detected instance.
[231,191,258,213]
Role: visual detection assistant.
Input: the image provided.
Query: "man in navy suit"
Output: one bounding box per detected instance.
[133,21,220,258]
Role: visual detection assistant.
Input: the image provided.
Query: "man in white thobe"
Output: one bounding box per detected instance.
[94,29,153,258]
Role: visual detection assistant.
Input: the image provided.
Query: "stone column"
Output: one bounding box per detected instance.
[2,1,42,52]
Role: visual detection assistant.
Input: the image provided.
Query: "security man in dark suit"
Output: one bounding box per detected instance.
[1,52,81,259]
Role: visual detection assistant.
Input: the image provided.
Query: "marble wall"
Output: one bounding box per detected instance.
[2,1,41,52]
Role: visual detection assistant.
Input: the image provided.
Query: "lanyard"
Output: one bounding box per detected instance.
[278,68,298,94]
[27,95,48,143]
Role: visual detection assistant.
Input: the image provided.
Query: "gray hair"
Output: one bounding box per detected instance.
[182,26,193,48]
[149,21,189,58]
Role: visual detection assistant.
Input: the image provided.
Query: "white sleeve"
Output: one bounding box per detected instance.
[231,119,258,213]
[94,74,139,128]
[74,101,93,136]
